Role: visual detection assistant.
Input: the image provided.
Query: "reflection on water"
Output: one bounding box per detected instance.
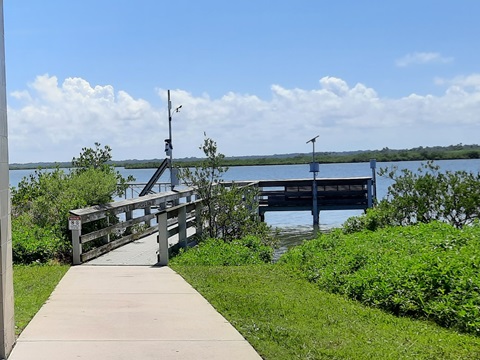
[272,225,331,261]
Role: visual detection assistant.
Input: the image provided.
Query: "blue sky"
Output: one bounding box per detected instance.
[5,1,480,163]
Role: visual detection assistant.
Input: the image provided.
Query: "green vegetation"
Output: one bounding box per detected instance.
[343,161,480,233]
[280,222,480,336]
[178,136,275,244]
[378,162,480,228]
[11,143,134,264]
[171,236,273,266]
[172,264,480,359]
[122,143,480,169]
[14,264,69,334]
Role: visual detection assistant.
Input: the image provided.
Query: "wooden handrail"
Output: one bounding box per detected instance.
[69,188,197,264]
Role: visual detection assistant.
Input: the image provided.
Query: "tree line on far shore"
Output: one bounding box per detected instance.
[9,143,480,170]
[125,143,480,169]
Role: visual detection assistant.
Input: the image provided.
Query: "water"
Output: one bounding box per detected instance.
[9,159,480,251]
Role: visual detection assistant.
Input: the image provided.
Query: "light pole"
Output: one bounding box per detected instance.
[307,135,319,230]
[166,90,182,191]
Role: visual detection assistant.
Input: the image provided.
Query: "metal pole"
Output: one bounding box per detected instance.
[312,139,319,228]
[307,135,319,230]
[168,90,173,191]
[370,159,377,203]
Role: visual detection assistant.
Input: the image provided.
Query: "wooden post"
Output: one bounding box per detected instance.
[106,215,110,244]
[178,206,187,248]
[159,201,166,211]
[157,212,169,266]
[195,201,203,238]
[72,229,82,265]
[126,210,133,221]
[144,206,152,227]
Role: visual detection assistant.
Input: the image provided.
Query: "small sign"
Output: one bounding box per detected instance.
[69,216,82,231]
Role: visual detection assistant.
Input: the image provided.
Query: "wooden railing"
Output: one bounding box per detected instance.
[156,199,203,266]
[69,188,198,265]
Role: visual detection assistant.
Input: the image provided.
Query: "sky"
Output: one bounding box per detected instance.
[4,0,480,163]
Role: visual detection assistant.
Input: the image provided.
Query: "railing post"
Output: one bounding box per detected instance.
[195,201,203,238]
[159,200,166,211]
[157,211,169,266]
[72,228,82,265]
[124,209,133,241]
[106,215,111,243]
[178,205,187,248]
[144,206,152,227]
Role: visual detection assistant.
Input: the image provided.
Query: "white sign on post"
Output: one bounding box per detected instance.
[68,216,82,231]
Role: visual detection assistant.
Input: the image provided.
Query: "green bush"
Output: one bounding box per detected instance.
[280,222,480,336]
[378,161,480,228]
[344,162,480,233]
[11,143,134,264]
[342,206,395,234]
[12,216,68,264]
[170,236,273,266]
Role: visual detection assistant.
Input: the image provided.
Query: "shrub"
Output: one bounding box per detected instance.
[378,161,480,228]
[342,206,395,234]
[12,215,68,264]
[170,236,273,266]
[343,161,480,233]
[280,222,480,336]
[11,143,134,264]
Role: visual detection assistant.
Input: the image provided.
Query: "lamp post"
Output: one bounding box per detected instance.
[307,135,320,230]
[166,90,182,191]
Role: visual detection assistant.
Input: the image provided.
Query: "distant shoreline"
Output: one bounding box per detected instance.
[9,144,480,170]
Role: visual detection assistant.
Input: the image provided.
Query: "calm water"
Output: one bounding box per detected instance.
[9,159,480,251]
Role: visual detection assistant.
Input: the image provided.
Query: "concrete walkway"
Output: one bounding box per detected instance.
[9,266,262,360]
[87,232,160,266]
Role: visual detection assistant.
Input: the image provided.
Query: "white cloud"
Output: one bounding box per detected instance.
[7,74,480,163]
[396,52,454,67]
[435,74,480,90]
[9,75,162,161]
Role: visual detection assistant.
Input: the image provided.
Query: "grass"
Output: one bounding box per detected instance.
[13,264,69,335]
[171,264,480,360]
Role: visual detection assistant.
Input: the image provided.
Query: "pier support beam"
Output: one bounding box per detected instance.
[312,179,319,227]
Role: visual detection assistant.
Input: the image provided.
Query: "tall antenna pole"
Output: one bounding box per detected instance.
[166,90,182,191]
[167,90,173,190]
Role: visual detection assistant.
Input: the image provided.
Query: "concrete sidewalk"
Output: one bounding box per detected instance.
[9,266,262,360]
